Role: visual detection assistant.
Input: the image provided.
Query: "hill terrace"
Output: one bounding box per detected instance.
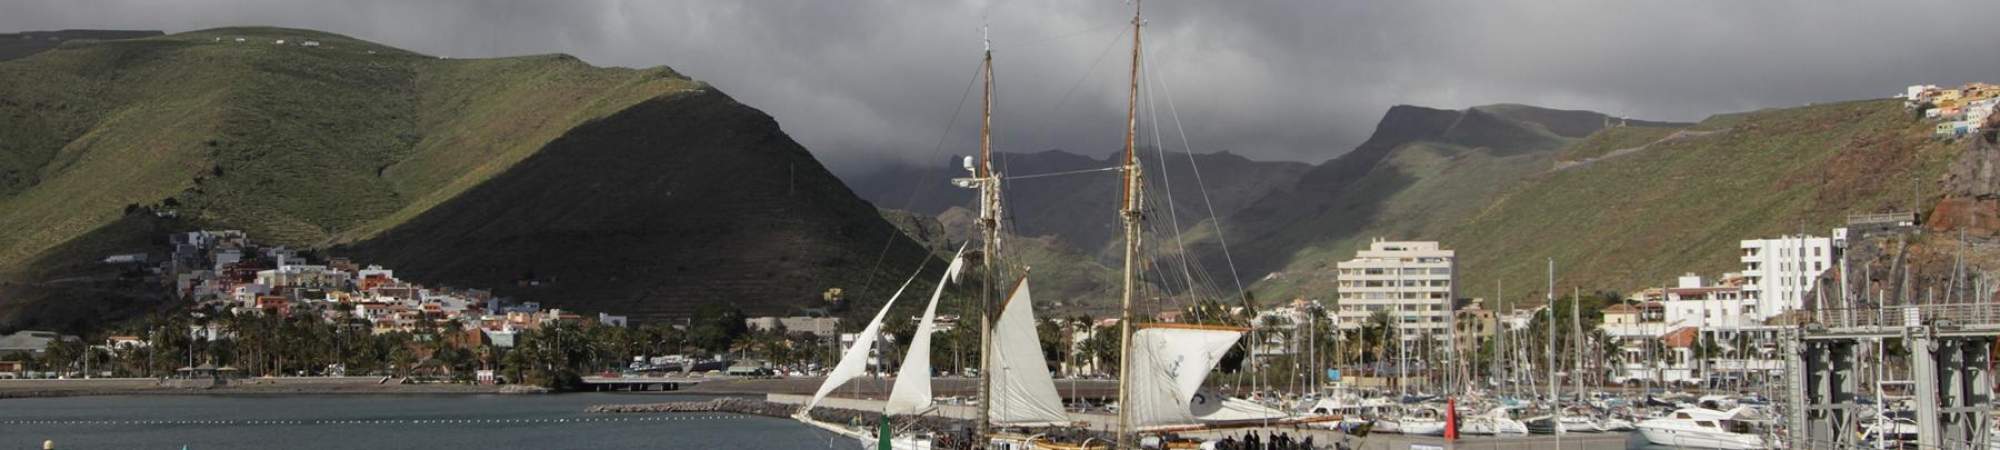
[157,230,628,345]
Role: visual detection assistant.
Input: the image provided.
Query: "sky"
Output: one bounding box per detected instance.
[8,0,2000,177]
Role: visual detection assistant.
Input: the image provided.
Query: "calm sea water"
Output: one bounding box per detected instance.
[0,394,862,450]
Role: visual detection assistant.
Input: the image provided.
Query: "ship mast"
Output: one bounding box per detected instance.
[975,24,998,440]
[1114,1,1143,448]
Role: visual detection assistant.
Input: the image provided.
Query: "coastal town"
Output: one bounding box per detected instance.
[3,4,2000,445]
[0,208,1920,396]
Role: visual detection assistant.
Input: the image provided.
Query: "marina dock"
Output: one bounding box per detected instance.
[763,393,1635,449]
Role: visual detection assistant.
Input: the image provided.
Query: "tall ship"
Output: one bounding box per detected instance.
[798,2,1326,448]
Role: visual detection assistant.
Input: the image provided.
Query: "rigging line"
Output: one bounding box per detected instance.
[1139,43,1201,313]
[1041,25,1129,137]
[857,58,986,299]
[1000,166,1122,181]
[990,25,1129,272]
[1151,41,1250,304]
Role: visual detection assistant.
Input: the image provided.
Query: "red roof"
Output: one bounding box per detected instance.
[1662,327,1699,348]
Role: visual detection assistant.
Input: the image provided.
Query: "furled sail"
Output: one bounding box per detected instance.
[1124,324,1246,429]
[883,245,967,416]
[804,263,926,413]
[986,277,1070,425]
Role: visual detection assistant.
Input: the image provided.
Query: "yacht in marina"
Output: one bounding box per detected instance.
[1636,407,1770,449]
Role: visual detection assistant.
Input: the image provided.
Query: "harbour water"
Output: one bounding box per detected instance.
[0,394,860,449]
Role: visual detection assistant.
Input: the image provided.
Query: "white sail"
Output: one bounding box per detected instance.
[883,246,967,416]
[805,265,925,413]
[986,278,1070,425]
[1190,388,1290,423]
[1125,325,1245,428]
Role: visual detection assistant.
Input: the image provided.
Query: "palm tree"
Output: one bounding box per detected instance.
[1361,310,1393,371]
[43,338,83,378]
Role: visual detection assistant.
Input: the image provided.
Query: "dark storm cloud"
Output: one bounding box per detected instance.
[7,1,1999,174]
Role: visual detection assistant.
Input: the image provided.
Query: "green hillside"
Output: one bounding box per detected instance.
[1228,104,1682,301]
[0,27,930,328]
[1242,99,1958,309]
[0,27,697,268]
[1446,99,1957,307]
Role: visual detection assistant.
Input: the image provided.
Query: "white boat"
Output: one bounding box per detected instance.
[1553,415,1603,433]
[1636,408,1768,450]
[1301,392,1394,431]
[1459,408,1529,435]
[1860,415,1918,446]
[1392,407,1449,436]
[1601,415,1636,432]
[1369,415,1401,434]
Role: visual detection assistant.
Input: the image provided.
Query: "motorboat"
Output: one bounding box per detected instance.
[1636,408,1769,450]
[1301,392,1394,431]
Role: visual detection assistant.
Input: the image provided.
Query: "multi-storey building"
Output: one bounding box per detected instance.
[1334,239,1455,338]
[1739,230,1840,321]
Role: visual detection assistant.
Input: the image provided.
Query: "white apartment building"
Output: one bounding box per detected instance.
[1739,230,1840,321]
[1659,273,1753,329]
[1334,239,1455,338]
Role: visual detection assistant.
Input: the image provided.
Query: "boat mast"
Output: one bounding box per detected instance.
[1114,1,1143,448]
[1546,258,1560,435]
[975,24,998,440]
[1571,287,1582,406]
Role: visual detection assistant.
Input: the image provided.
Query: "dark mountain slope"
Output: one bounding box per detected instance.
[853,149,1311,253]
[342,90,931,321]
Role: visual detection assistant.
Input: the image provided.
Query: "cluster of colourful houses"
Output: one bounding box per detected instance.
[1904,82,1999,139]
[155,230,627,339]
[0,231,637,378]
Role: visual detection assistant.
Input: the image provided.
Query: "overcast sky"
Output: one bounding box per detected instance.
[9,0,2000,176]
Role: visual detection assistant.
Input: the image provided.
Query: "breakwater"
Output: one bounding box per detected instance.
[587,397,968,429]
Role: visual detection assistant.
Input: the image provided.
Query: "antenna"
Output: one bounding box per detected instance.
[981,22,990,52]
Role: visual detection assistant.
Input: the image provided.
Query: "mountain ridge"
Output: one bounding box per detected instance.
[0,27,930,329]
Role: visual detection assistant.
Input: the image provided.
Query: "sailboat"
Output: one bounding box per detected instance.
[796,245,968,450]
[952,26,1091,450]
[1098,2,1334,446]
